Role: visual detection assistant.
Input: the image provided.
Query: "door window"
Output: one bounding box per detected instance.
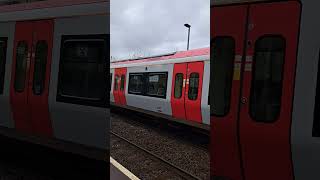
[249,36,286,122]
[174,73,183,99]
[114,75,119,91]
[211,37,235,116]
[33,40,48,95]
[188,73,199,100]
[110,73,112,92]
[0,38,7,94]
[120,74,125,91]
[14,41,28,92]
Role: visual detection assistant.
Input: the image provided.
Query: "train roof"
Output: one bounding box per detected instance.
[111,47,209,69]
[0,0,108,22]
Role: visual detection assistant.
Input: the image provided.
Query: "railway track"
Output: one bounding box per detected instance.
[110,131,202,180]
[111,107,209,152]
[110,109,210,179]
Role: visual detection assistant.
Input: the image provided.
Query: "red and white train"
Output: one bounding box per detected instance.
[211,0,320,179]
[0,0,108,160]
[110,48,210,130]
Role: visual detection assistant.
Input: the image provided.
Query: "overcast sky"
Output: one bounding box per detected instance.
[111,0,210,61]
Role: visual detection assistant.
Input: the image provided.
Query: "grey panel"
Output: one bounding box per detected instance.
[291,1,320,180]
[201,61,210,125]
[49,15,109,150]
[0,22,15,128]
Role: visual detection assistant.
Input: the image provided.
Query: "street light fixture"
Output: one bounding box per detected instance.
[184,23,191,50]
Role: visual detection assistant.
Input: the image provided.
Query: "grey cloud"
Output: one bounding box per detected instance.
[111,0,209,61]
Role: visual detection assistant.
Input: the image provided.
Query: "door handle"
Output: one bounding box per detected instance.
[241,97,247,104]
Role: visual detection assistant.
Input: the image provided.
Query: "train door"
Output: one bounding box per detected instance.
[10,20,54,137]
[171,62,203,123]
[239,2,300,180]
[113,68,127,106]
[211,2,301,180]
[171,63,187,120]
[211,5,247,180]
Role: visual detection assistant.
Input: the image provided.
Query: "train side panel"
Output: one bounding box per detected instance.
[125,64,173,116]
[0,22,15,129]
[201,61,210,125]
[49,15,108,151]
[291,1,320,180]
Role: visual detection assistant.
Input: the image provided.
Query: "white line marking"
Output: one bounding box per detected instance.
[110,157,140,180]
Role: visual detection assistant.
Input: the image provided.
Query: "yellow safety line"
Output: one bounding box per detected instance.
[110,157,140,180]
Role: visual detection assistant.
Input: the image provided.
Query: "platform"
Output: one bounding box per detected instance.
[110,157,140,180]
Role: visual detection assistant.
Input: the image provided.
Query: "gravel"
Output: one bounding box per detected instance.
[110,112,210,180]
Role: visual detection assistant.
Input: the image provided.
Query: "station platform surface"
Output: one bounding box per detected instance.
[110,157,140,180]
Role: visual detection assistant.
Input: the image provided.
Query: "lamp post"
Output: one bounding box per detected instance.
[184,23,191,50]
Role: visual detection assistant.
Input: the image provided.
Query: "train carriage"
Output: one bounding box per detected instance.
[211,0,320,179]
[0,0,109,160]
[111,48,210,129]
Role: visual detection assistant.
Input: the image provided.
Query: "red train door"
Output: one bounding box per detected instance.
[211,1,301,180]
[185,62,203,123]
[10,20,54,137]
[171,63,187,120]
[239,2,300,180]
[118,68,127,105]
[171,62,203,123]
[211,5,247,180]
[113,68,127,106]
[10,21,34,134]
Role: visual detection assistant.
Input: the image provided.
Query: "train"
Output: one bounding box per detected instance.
[110,47,210,130]
[0,0,109,161]
[211,0,320,179]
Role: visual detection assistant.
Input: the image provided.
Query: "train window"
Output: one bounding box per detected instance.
[0,38,7,95]
[128,74,144,94]
[14,41,28,93]
[146,73,167,98]
[249,36,285,123]
[32,41,48,95]
[313,50,320,137]
[120,75,125,91]
[114,75,119,90]
[57,35,108,107]
[188,73,199,100]
[211,37,235,116]
[174,73,183,98]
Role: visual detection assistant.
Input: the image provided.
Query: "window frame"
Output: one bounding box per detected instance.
[210,36,236,117]
[0,37,8,95]
[174,73,183,99]
[249,35,286,123]
[128,73,145,95]
[128,71,168,99]
[188,72,200,101]
[32,40,48,96]
[145,72,168,99]
[56,34,109,108]
[14,40,29,93]
[120,74,125,91]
